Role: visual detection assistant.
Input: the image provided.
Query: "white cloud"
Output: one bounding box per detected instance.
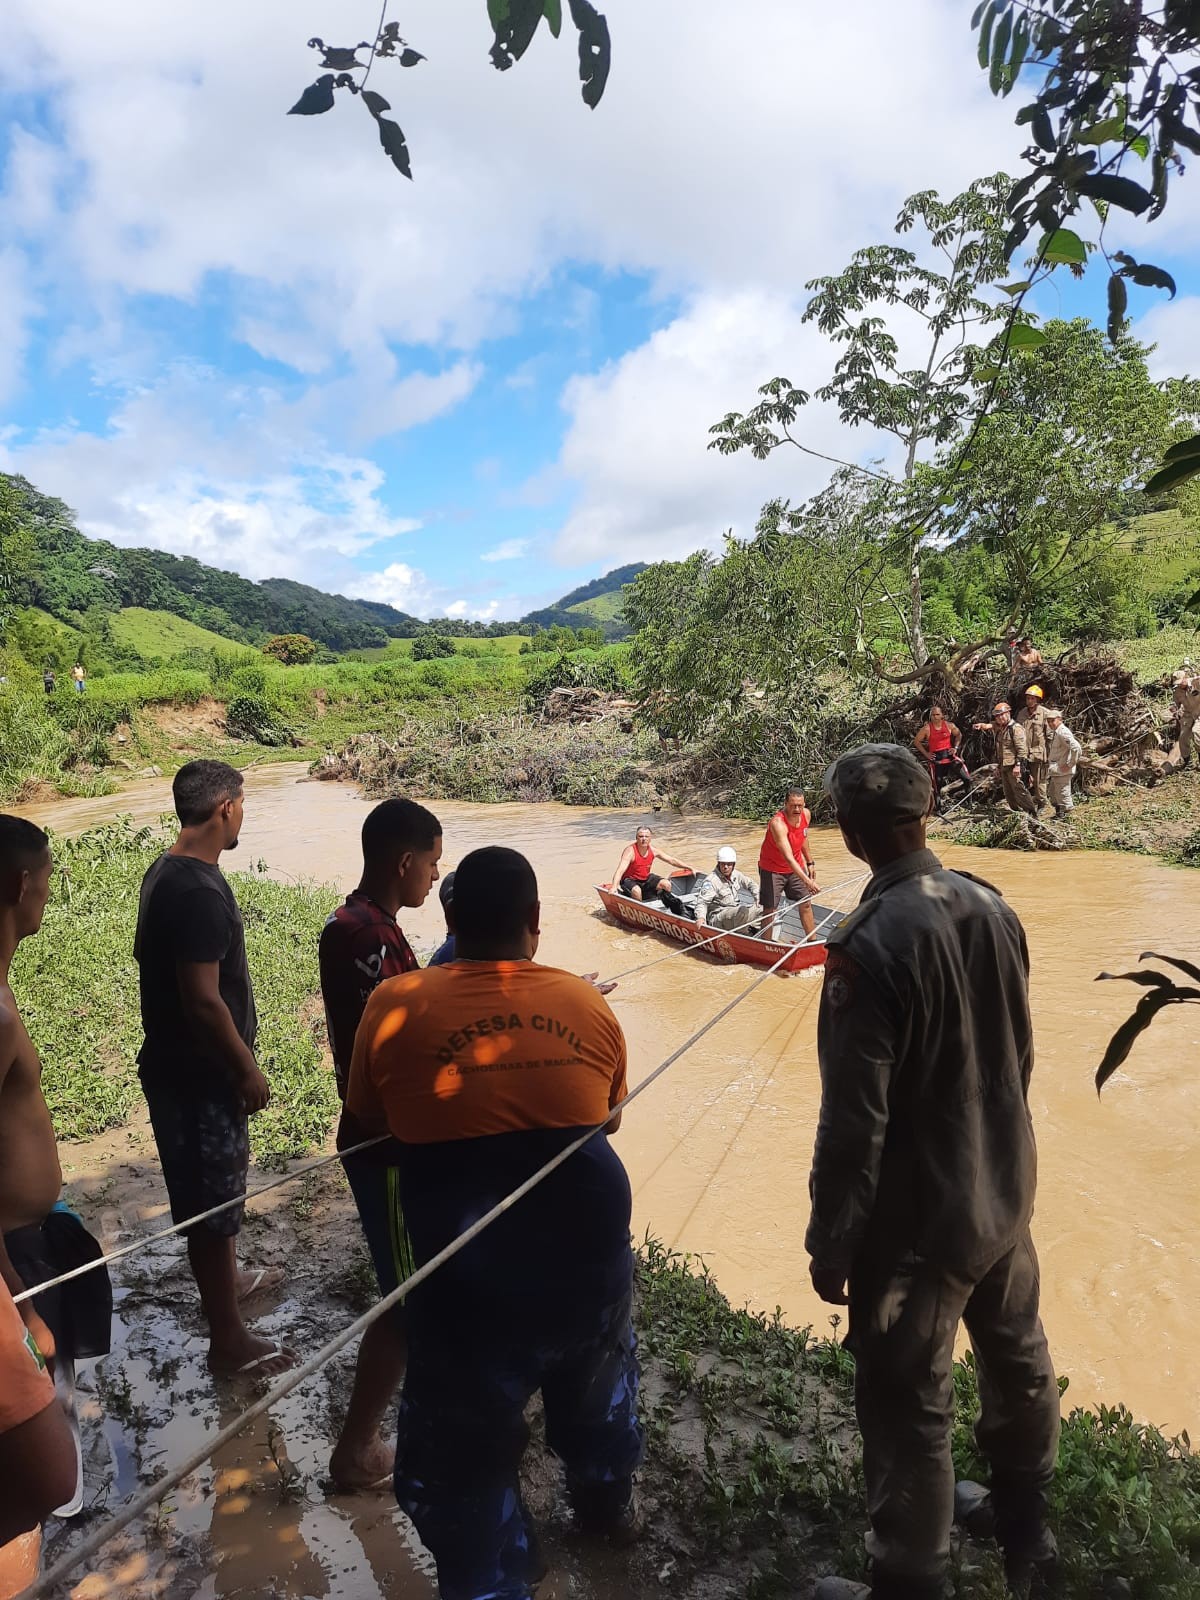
[481,537,531,562]
[0,250,37,405]
[1135,296,1200,383]
[547,290,876,567]
[353,562,436,616]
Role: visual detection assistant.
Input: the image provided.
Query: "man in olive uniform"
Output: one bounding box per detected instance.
[974,703,1037,816]
[808,744,1059,1600]
[1172,667,1200,769]
[1015,686,1049,810]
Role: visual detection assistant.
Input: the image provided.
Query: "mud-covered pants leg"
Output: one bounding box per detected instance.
[963,1235,1060,1561]
[394,1294,642,1600]
[1001,767,1038,814]
[1025,759,1049,807]
[848,1235,1058,1586]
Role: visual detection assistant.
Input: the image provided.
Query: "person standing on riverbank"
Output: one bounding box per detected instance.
[1172,667,1200,768]
[0,815,112,1527]
[758,786,819,937]
[319,796,442,1489]
[348,846,642,1600]
[134,761,293,1379]
[975,703,1038,816]
[1045,708,1082,818]
[913,705,971,807]
[807,744,1059,1600]
[1016,686,1050,810]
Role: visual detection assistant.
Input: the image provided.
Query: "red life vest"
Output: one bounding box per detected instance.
[927,720,953,755]
[625,841,655,882]
[758,810,808,875]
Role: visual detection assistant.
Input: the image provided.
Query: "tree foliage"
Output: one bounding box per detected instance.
[291,1,610,178]
[262,632,317,665]
[411,632,456,660]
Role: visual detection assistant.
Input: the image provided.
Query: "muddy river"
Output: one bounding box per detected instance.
[17,764,1200,1597]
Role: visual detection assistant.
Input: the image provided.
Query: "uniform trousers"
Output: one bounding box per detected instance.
[1047,772,1074,813]
[1000,767,1038,815]
[395,1287,642,1600]
[846,1233,1059,1584]
[1024,758,1049,807]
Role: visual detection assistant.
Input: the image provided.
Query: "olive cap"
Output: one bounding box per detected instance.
[824,742,933,828]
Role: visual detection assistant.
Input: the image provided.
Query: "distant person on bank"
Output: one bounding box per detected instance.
[134,761,293,1378]
[1016,686,1050,810]
[758,786,819,938]
[1045,708,1082,818]
[912,705,971,806]
[41,669,55,697]
[319,797,442,1489]
[693,847,761,932]
[1172,666,1200,769]
[808,744,1059,1600]
[71,663,85,695]
[348,846,642,1600]
[974,703,1038,816]
[1013,636,1043,670]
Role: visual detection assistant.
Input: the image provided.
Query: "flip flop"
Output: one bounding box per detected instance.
[211,1344,296,1378]
[237,1266,282,1303]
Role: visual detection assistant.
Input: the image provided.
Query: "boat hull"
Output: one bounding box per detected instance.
[596,884,828,974]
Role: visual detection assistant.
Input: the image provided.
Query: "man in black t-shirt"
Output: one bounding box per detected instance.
[134,761,294,1378]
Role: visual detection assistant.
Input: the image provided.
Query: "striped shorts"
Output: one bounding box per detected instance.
[343,1151,416,1297]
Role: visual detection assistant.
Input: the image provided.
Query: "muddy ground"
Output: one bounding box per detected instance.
[43,1115,859,1600]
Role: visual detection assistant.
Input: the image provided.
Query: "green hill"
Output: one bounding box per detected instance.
[522,562,646,638]
[110,608,239,660]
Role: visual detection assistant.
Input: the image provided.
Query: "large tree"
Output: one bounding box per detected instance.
[710,176,1034,669]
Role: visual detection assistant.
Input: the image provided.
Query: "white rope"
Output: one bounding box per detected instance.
[602,871,867,982]
[793,875,865,948]
[22,946,795,1600]
[13,1136,387,1307]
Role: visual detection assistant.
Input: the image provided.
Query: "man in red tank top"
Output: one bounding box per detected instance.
[611,827,693,906]
[757,787,819,937]
[914,706,971,808]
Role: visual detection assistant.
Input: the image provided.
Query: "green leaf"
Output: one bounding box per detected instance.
[1141,951,1200,984]
[1184,589,1200,613]
[972,365,1003,384]
[998,281,1031,296]
[1032,105,1055,151]
[1163,434,1200,463]
[288,75,337,116]
[544,0,563,36]
[1039,227,1087,266]
[488,0,511,25]
[1006,324,1046,352]
[1106,273,1128,343]
[1006,15,1031,93]
[1077,174,1155,215]
[1145,456,1200,497]
[989,8,1013,95]
[1077,115,1126,145]
[1128,133,1150,159]
[978,1,998,67]
[1124,262,1177,297]
[970,0,988,25]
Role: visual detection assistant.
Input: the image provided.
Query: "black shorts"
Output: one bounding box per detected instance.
[141,1075,249,1238]
[620,873,668,898]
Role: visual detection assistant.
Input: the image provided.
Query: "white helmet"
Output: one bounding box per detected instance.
[716,846,737,864]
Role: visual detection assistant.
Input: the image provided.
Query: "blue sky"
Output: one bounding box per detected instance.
[3,2,1199,621]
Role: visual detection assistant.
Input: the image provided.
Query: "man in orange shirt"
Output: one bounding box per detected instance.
[348,846,641,1600]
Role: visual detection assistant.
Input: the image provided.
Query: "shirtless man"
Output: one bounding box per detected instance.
[0,815,112,1525]
[1173,668,1200,768]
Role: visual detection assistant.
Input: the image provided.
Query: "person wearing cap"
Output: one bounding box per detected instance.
[973,703,1037,816]
[693,847,761,933]
[1172,665,1200,769]
[1016,686,1050,809]
[807,744,1058,1600]
[428,869,457,966]
[1044,708,1082,818]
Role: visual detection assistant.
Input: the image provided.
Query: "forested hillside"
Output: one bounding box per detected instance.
[520,561,646,636]
[0,474,421,653]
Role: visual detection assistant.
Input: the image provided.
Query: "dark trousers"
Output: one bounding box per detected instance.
[847,1234,1059,1583]
[395,1290,642,1600]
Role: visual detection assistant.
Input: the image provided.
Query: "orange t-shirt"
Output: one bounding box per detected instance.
[0,1283,54,1435]
[347,960,627,1141]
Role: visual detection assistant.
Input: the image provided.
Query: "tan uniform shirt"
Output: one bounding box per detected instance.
[1016,705,1048,761]
[993,721,1027,769]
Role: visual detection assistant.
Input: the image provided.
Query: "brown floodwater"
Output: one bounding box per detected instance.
[18,765,1200,1596]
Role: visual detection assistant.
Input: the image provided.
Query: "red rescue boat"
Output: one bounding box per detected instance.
[595,874,834,975]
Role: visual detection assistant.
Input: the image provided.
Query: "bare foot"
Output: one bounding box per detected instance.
[208,1332,298,1378]
[329,1432,395,1491]
[235,1265,285,1304]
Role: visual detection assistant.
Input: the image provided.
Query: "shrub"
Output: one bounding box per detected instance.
[412,634,456,661]
[226,692,291,746]
[522,649,630,708]
[229,662,268,697]
[263,632,317,666]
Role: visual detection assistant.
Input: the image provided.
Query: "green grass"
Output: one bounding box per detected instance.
[1112,623,1200,682]
[109,607,234,660]
[12,821,339,1166]
[567,589,626,623]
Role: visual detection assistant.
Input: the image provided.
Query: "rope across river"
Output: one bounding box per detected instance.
[21,938,800,1600]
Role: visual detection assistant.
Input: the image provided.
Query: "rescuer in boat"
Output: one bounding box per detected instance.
[692,847,761,933]
[808,743,1059,1600]
[757,787,818,938]
[611,826,693,916]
